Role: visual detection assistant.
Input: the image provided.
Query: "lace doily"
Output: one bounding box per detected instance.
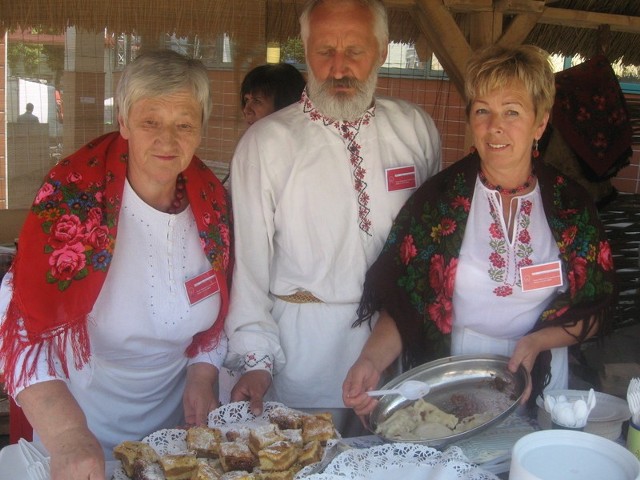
[299,444,499,480]
[207,400,291,427]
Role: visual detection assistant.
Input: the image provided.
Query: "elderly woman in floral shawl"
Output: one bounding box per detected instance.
[343,44,616,417]
[0,50,232,479]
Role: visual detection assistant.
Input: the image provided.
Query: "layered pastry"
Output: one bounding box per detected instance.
[187,426,224,458]
[190,458,224,479]
[297,440,323,467]
[132,459,165,480]
[219,441,258,473]
[256,440,298,472]
[219,472,257,480]
[113,441,160,477]
[301,413,336,444]
[267,407,303,430]
[252,467,298,480]
[159,453,199,480]
[279,429,303,448]
[248,424,285,455]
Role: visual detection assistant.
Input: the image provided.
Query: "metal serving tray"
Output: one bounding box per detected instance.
[369,354,530,448]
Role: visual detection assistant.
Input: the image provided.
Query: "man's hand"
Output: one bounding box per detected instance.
[183,363,220,426]
[230,370,272,416]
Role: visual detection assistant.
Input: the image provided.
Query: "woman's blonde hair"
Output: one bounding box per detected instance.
[465,44,555,123]
[116,49,212,127]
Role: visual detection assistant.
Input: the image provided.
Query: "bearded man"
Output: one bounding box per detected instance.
[224,0,441,432]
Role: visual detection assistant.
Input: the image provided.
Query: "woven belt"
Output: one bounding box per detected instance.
[273,290,323,304]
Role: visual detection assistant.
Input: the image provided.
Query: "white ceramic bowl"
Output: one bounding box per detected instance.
[536,389,631,440]
[509,430,640,480]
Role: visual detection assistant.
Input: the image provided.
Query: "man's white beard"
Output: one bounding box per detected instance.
[307,70,378,122]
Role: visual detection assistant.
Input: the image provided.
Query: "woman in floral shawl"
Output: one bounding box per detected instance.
[0,50,232,479]
[343,45,616,417]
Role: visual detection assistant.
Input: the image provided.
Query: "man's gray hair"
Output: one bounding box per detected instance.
[299,0,389,54]
[115,49,212,126]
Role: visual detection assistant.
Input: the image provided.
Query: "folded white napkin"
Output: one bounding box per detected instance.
[543,389,596,429]
[18,439,50,480]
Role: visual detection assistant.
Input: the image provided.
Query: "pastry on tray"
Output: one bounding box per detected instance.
[219,441,258,473]
[248,424,285,456]
[159,452,199,480]
[256,440,299,472]
[301,413,336,444]
[186,426,224,458]
[112,403,339,479]
[297,440,323,467]
[113,440,161,477]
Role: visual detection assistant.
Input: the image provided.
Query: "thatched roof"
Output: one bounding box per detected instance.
[2,0,640,66]
[524,0,640,66]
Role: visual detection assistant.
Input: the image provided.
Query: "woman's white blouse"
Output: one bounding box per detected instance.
[454,178,563,338]
[0,179,226,458]
[452,178,568,391]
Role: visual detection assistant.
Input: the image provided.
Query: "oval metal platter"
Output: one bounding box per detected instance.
[369,354,530,448]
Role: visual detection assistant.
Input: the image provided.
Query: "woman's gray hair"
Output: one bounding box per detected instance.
[115,49,212,126]
[299,0,389,54]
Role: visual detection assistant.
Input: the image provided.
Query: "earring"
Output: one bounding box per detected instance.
[532,139,540,158]
[469,145,477,154]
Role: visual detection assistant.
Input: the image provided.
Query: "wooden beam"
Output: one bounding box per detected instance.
[495,0,545,14]
[443,0,492,12]
[497,13,542,47]
[538,7,640,34]
[469,10,503,49]
[415,0,472,96]
[445,0,544,14]
[384,0,416,8]
[437,1,640,35]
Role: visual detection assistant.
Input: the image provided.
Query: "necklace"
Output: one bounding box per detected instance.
[478,169,535,196]
[166,173,186,214]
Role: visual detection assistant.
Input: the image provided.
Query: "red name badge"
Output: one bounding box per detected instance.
[386,165,417,192]
[520,261,563,292]
[185,269,220,305]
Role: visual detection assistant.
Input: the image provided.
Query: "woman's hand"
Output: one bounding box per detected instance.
[183,363,220,426]
[343,310,403,417]
[510,322,590,403]
[49,427,105,480]
[17,380,105,480]
[508,334,542,403]
[342,358,382,417]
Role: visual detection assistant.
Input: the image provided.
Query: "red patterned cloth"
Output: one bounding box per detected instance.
[0,132,233,397]
[552,54,632,180]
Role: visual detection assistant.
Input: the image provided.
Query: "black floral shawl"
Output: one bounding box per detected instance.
[357,152,617,404]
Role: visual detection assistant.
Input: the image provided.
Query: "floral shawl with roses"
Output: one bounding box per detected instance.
[356,152,616,403]
[0,132,233,397]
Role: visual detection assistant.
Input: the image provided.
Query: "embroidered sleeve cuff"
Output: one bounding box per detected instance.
[241,352,274,375]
